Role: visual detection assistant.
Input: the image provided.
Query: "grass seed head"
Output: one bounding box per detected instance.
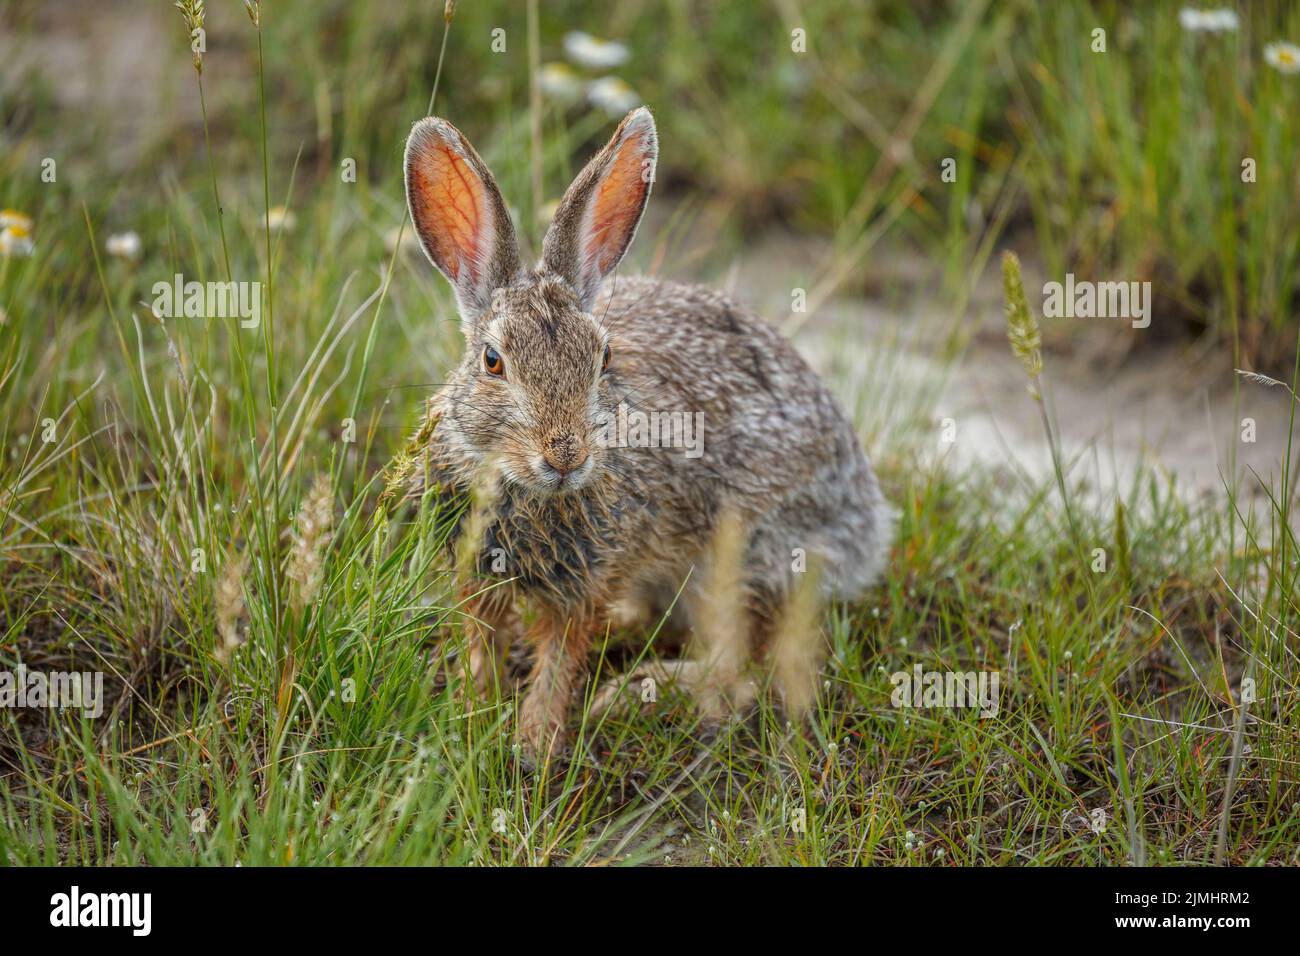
[174,0,206,73]
[1002,250,1043,400]
[288,474,335,613]
[215,553,248,665]
[379,407,441,511]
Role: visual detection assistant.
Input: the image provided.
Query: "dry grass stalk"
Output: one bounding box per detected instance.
[692,509,753,720]
[770,556,825,716]
[453,457,502,586]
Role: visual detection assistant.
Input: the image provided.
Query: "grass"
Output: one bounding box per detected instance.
[1014,0,1300,362]
[1,0,1299,866]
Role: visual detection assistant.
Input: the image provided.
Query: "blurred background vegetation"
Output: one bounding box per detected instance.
[4,0,1298,361]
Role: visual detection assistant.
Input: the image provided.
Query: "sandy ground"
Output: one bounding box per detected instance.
[0,1,251,170]
[714,227,1299,508]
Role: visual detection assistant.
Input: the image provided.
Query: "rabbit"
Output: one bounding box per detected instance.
[402,106,891,762]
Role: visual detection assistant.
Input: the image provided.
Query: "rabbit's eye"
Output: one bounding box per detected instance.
[601,343,612,373]
[483,345,505,378]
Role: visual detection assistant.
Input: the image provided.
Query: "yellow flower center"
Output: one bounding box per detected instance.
[0,209,34,231]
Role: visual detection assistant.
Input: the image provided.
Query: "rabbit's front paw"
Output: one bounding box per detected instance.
[516,698,567,769]
[514,607,593,768]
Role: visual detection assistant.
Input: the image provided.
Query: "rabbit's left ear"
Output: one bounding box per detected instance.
[542,107,657,310]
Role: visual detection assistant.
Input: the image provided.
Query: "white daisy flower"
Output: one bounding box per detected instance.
[0,209,33,231]
[106,231,143,260]
[538,62,584,103]
[1265,40,1300,73]
[586,76,640,118]
[563,31,629,70]
[1180,8,1239,33]
[0,224,33,258]
[1206,9,1240,31]
[266,205,296,231]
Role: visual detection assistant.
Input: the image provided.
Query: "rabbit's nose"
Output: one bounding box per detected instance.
[542,434,588,476]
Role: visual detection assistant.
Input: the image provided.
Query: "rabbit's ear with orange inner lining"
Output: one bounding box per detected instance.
[541,107,658,310]
[404,117,522,330]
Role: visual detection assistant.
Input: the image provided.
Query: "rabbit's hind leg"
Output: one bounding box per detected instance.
[589,604,769,722]
[589,658,716,717]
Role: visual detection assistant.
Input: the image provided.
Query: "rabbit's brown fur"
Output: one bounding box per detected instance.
[403,108,891,760]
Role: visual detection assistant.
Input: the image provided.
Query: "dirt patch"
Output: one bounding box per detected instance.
[711,228,1299,507]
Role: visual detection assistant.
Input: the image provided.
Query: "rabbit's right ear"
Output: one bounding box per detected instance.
[541,107,657,310]
[405,118,522,326]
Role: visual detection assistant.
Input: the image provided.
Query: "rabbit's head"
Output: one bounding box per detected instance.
[405,108,658,494]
